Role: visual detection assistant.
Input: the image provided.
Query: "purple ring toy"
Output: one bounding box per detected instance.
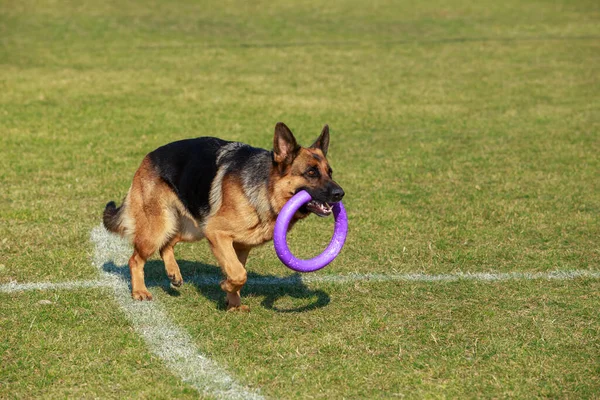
[273,190,348,272]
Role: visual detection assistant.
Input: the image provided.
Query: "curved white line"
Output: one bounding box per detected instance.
[90,226,264,400]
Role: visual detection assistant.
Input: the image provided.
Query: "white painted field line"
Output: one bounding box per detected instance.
[3,269,599,295]
[0,279,109,293]
[90,226,264,400]
[177,269,600,287]
[297,269,600,284]
[3,268,599,295]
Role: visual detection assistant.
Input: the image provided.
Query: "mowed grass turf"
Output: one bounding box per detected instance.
[1,0,599,398]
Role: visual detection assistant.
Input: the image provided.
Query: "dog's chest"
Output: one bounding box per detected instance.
[235,217,276,248]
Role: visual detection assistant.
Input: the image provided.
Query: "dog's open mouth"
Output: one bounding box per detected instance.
[306,200,333,217]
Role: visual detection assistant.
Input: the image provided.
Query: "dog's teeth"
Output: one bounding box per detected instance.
[306,201,333,216]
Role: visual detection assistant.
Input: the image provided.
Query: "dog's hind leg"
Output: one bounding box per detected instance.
[160,236,183,288]
[129,245,154,301]
[125,156,180,301]
[129,218,171,300]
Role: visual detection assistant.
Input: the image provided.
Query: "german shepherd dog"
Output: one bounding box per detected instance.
[103,122,344,311]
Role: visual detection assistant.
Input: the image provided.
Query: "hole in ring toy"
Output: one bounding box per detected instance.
[273,190,348,272]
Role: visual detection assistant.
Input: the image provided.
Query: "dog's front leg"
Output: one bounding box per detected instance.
[229,247,250,309]
[206,232,249,312]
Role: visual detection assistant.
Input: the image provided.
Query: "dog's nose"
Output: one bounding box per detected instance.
[330,187,345,202]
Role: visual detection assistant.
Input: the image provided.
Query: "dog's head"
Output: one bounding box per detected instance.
[272,122,344,217]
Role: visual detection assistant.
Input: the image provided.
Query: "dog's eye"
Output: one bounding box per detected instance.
[306,168,320,178]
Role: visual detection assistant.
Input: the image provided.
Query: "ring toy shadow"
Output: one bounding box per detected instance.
[102,259,330,313]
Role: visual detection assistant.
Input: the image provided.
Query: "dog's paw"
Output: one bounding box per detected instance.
[226,304,250,312]
[132,289,153,301]
[168,274,183,288]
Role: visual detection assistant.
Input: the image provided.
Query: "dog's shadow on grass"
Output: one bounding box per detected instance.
[102,259,330,313]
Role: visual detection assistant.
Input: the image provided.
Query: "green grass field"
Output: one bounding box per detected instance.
[1,0,599,398]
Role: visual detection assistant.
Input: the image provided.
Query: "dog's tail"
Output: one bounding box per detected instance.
[103,200,126,235]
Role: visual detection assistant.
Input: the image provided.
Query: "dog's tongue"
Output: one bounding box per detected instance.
[306,200,333,217]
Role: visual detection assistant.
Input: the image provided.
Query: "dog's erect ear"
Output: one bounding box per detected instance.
[273,122,300,164]
[310,124,330,157]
